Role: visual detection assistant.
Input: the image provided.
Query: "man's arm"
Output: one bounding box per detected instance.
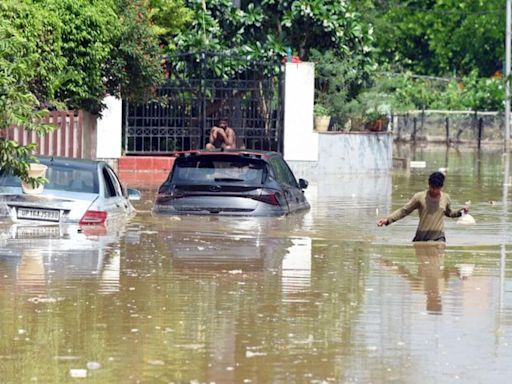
[225,128,236,147]
[209,127,219,144]
[378,194,420,226]
[216,129,228,142]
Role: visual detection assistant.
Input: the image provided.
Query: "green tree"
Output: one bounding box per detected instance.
[428,0,503,77]
[1,0,191,178]
[34,0,190,113]
[173,0,373,65]
[460,70,504,111]
[371,0,504,77]
[149,0,192,45]
[170,0,375,121]
[0,1,55,183]
[103,0,170,106]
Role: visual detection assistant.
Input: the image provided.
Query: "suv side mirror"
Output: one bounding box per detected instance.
[298,178,308,189]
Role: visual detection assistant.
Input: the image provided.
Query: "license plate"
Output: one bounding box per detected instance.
[15,226,61,239]
[17,207,60,222]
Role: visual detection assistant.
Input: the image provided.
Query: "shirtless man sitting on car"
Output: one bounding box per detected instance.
[206,118,236,150]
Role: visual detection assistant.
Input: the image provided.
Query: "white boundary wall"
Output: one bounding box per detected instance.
[283,62,319,162]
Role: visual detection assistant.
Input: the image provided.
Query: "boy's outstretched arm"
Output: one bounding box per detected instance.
[377,194,420,227]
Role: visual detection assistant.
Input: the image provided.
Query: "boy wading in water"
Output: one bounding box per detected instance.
[377,172,468,242]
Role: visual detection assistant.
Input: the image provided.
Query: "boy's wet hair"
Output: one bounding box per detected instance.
[428,172,445,188]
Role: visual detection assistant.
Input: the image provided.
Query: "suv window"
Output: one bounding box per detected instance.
[269,157,297,187]
[172,155,268,184]
[280,159,298,187]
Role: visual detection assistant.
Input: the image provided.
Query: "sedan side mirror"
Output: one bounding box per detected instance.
[127,188,142,201]
[298,178,308,189]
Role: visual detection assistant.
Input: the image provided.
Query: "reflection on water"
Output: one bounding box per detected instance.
[0,223,122,295]
[381,242,447,314]
[415,243,445,313]
[0,147,511,383]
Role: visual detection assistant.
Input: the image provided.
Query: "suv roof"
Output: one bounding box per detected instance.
[171,149,279,161]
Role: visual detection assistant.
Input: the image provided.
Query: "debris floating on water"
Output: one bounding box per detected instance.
[410,161,426,168]
[457,213,476,225]
[147,360,165,366]
[455,264,475,279]
[246,351,267,358]
[86,361,101,370]
[69,369,87,378]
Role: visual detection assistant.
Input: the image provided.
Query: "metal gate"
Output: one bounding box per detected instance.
[123,52,284,154]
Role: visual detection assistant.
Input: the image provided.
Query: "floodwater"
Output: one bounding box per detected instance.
[0,147,511,383]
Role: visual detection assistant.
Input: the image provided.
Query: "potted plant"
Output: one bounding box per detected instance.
[310,49,373,132]
[314,103,331,132]
[21,163,48,194]
[363,109,389,132]
[341,99,365,132]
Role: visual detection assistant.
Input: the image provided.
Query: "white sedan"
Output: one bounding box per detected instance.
[0,156,140,226]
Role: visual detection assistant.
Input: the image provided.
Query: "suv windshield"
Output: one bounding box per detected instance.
[172,155,267,184]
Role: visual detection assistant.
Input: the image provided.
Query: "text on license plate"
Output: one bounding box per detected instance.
[17,207,60,222]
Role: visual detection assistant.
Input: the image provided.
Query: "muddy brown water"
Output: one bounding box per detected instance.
[0,148,511,383]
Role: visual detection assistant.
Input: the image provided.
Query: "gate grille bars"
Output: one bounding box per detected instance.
[123,52,284,154]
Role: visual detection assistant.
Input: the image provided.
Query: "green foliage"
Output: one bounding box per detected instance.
[0,1,55,184]
[148,0,192,43]
[429,80,465,110]
[310,49,372,123]
[427,0,503,77]
[0,0,65,105]
[42,0,119,114]
[371,0,504,77]
[104,0,167,106]
[1,0,191,179]
[459,71,504,111]
[172,0,373,69]
[356,71,504,116]
[28,0,187,113]
[313,103,331,117]
[341,91,392,126]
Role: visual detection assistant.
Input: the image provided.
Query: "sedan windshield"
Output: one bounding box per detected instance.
[0,165,99,194]
[172,155,267,184]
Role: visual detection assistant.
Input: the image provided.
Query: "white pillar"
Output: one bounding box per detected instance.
[97,96,122,159]
[283,62,318,161]
[506,0,511,152]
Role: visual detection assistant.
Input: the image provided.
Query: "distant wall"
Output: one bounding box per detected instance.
[288,132,393,182]
[282,62,393,180]
[393,111,505,144]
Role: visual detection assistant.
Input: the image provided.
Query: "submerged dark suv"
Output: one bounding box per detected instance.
[153,150,310,216]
